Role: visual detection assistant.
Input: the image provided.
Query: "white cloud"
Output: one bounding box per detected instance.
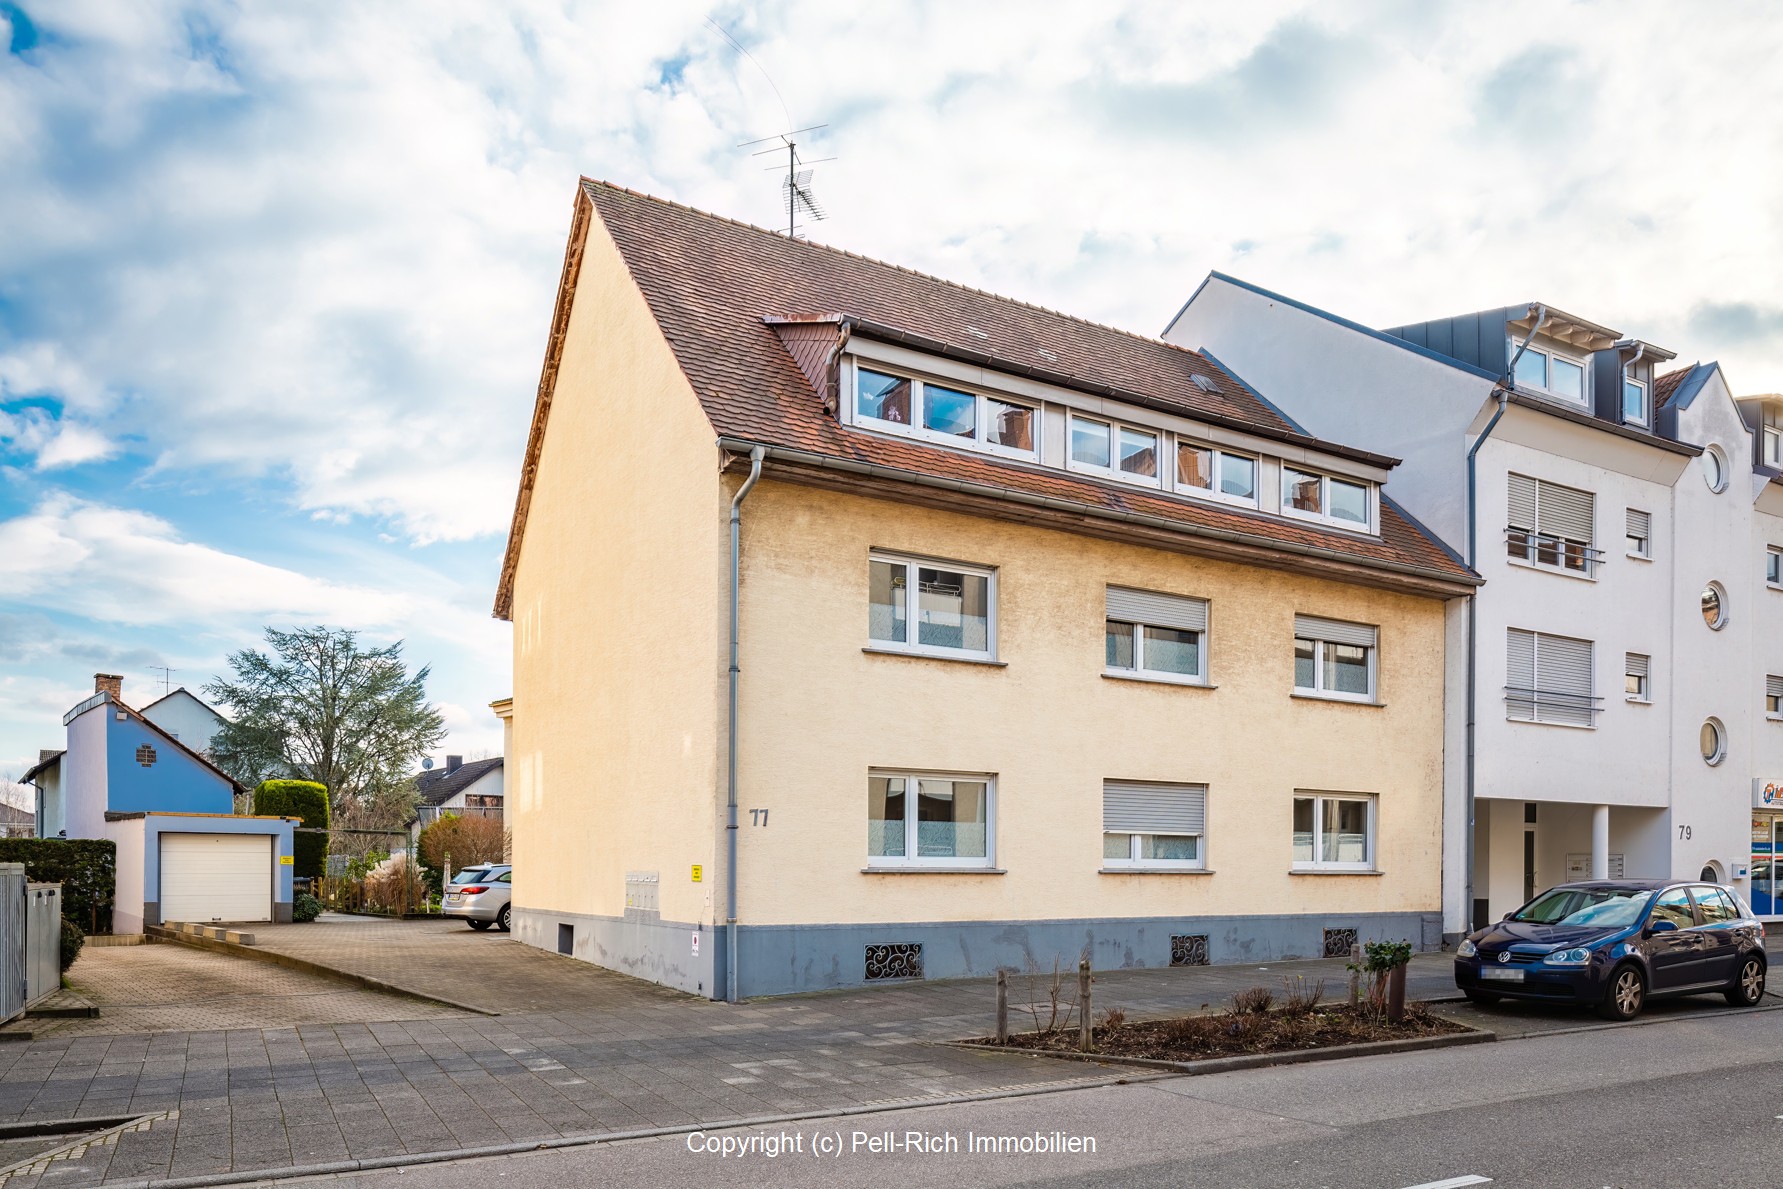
[0,493,413,627]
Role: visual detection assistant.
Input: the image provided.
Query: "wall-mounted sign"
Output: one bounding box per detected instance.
[279,854,294,866]
[1754,779,1783,809]
[1566,853,1625,881]
[691,931,701,957]
[691,864,703,883]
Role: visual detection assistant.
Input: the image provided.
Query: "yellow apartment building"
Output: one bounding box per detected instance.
[494,181,1479,999]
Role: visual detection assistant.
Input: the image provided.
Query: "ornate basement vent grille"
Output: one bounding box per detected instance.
[1169,934,1209,967]
[1323,927,1358,958]
[864,943,922,981]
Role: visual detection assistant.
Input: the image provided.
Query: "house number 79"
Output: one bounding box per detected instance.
[1677,824,1692,840]
[750,809,770,826]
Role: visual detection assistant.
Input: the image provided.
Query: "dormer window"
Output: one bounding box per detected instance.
[1510,339,1589,407]
[1622,374,1649,426]
[853,366,1037,460]
[1176,442,1257,507]
[1069,415,1160,486]
[1763,421,1782,469]
[1282,467,1372,530]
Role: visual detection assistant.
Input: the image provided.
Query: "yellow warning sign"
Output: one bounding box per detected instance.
[279,855,295,865]
[691,864,703,883]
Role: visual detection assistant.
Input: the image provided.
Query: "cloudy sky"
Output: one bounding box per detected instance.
[4,0,1781,797]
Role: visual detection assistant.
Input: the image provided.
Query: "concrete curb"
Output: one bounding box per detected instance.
[99,1070,1160,1188]
[145,929,497,1017]
[947,1026,1495,1075]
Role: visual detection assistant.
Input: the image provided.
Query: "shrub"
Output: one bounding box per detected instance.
[292,892,323,923]
[60,918,85,971]
[0,839,116,933]
[417,813,506,886]
[1281,975,1327,1015]
[252,780,329,879]
[1230,986,1274,1015]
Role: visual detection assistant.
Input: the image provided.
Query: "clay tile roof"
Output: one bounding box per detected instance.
[494,181,1475,616]
[1654,366,1695,407]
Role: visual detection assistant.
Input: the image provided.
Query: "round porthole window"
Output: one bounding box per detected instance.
[1701,863,1722,883]
[1704,446,1728,492]
[1701,718,1727,766]
[1702,582,1728,629]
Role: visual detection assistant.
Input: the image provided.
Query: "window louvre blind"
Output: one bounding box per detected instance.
[1508,628,1595,726]
[1293,614,1378,649]
[1539,482,1595,541]
[1626,653,1649,679]
[1507,629,1536,719]
[1106,587,1208,633]
[1625,508,1650,540]
[1103,781,1206,835]
[1507,474,1537,530]
[1768,674,1783,700]
[1508,473,1595,542]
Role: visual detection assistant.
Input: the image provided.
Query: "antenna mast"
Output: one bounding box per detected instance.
[149,666,176,696]
[739,125,833,238]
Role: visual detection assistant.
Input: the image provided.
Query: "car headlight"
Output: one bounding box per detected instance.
[1542,947,1592,966]
[1456,939,1477,958]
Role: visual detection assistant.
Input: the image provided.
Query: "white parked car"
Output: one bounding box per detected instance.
[442,864,511,931]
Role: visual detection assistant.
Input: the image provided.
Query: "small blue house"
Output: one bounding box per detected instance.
[38,674,296,933]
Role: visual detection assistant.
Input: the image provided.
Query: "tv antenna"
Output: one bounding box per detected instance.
[149,666,176,696]
[739,126,834,238]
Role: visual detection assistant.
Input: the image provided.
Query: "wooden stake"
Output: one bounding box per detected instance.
[1348,943,1361,1006]
[1078,958,1092,1052]
[996,971,1008,1043]
[1387,962,1407,1023]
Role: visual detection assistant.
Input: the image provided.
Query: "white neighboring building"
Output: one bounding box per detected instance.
[139,688,229,757]
[1169,276,1778,933]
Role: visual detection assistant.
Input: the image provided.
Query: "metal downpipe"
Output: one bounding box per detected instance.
[726,445,765,1005]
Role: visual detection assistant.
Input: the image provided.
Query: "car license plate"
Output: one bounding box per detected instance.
[1480,966,1524,982]
[445,894,462,904]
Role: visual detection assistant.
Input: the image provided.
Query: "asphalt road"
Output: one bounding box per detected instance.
[300,1001,1783,1189]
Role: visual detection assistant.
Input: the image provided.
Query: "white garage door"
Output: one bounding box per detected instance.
[160,833,273,923]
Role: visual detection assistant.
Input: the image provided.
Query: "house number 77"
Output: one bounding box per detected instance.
[750,809,770,826]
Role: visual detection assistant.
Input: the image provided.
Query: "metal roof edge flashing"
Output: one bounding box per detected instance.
[716,437,1481,591]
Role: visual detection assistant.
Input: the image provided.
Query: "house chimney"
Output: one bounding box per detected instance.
[446,755,463,774]
[94,673,123,702]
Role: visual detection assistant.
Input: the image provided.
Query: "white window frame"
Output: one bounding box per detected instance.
[1766,675,1783,720]
[1279,465,1376,533]
[1767,546,1783,590]
[866,770,996,871]
[852,365,1039,462]
[1293,621,1378,704]
[1509,337,1591,408]
[1506,628,1599,728]
[1622,373,1649,426]
[1173,439,1261,509]
[1104,589,1209,687]
[1625,653,1650,704]
[1291,792,1376,873]
[1764,424,1783,470]
[1703,446,1729,493]
[1102,781,1207,872]
[1625,509,1651,560]
[867,552,997,662]
[1066,413,1164,489]
[1506,474,1600,579]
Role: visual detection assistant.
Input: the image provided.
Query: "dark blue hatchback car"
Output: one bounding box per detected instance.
[1454,879,1766,1020]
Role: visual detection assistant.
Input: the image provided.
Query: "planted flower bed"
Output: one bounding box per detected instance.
[976,970,1470,1063]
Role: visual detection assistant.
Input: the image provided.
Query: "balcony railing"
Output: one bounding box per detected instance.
[1506,528,1604,577]
[1505,685,1603,727]
[415,803,504,827]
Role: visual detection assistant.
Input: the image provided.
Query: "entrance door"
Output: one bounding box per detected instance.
[159,833,273,923]
[1523,830,1537,904]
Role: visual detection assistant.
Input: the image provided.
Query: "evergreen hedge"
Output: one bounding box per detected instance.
[252,780,330,879]
[0,838,116,933]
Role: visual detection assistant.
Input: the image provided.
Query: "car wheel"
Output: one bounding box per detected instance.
[1462,989,1501,1006]
[1597,963,1645,1021]
[1726,956,1766,1006]
[467,919,492,931]
[497,904,511,932]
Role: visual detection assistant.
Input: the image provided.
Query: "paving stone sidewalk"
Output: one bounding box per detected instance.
[0,916,1723,1187]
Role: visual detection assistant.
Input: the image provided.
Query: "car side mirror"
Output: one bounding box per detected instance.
[1647,919,1678,934]
[1502,911,1515,920]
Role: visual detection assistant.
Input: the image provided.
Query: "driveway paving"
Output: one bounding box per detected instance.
[2,917,1776,1187]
